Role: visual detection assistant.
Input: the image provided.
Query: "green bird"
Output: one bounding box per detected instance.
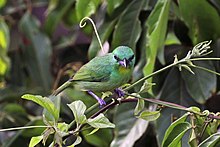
[53,46,135,106]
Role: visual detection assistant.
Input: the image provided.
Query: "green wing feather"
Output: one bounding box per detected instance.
[72,54,113,82]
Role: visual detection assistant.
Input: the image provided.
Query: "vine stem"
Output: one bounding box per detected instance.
[0,125,50,132]
[124,57,220,91]
[79,17,104,54]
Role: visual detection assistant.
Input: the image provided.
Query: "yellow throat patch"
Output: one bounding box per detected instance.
[118,66,130,74]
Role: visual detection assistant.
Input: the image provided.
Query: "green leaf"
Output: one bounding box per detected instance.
[189,127,197,147]
[138,80,156,94]
[162,122,192,147]
[156,68,202,145]
[43,95,61,122]
[21,94,59,121]
[76,0,101,21]
[143,0,171,81]
[44,0,75,35]
[111,103,149,147]
[111,0,143,50]
[42,128,55,145]
[68,136,82,147]
[0,0,6,8]
[29,135,43,147]
[134,98,145,115]
[161,113,189,146]
[198,133,220,147]
[82,128,113,147]
[107,0,124,15]
[19,12,52,91]
[67,100,87,125]
[181,61,216,104]
[179,0,220,44]
[0,19,10,76]
[187,106,201,113]
[88,113,115,128]
[46,0,59,15]
[86,128,99,136]
[137,110,160,121]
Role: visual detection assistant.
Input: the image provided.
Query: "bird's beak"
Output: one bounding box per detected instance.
[119,59,127,68]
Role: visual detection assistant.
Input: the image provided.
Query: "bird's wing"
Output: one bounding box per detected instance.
[72,55,113,82]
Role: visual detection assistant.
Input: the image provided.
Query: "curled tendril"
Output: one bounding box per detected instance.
[79,17,104,54]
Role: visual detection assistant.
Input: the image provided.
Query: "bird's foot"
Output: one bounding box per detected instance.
[87,90,106,108]
[114,88,125,98]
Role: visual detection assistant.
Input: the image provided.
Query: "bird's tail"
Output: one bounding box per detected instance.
[52,79,73,96]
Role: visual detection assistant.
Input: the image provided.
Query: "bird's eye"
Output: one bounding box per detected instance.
[114,55,120,61]
[128,55,134,61]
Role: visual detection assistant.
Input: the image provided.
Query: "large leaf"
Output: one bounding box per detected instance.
[181,61,216,104]
[22,94,59,121]
[0,19,10,76]
[162,122,191,147]
[143,0,171,80]
[111,0,144,50]
[19,12,52,91]
[44,0,75,35]
[198,133,220,147]
[156,68,201,145]
[161,113,189,146]
[179,0,220,44]
[111,103,149,147]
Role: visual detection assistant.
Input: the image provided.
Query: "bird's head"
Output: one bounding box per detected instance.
[112,46,135,69]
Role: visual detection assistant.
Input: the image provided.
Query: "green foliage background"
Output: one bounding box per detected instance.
[0,0,220,146]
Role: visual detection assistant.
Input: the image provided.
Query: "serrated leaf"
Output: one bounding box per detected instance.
[161,113,190,146]
[29,135,43,147]
[21,94,59,121]
[198,132,220,147]
[134,99,145,115]
[67,100,87,125]
[137,110,160,121]
[88,113,115,128]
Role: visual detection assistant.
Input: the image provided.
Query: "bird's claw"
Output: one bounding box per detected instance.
[114,88,125,98]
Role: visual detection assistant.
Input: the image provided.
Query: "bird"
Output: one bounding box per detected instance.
[53,46,135,107]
